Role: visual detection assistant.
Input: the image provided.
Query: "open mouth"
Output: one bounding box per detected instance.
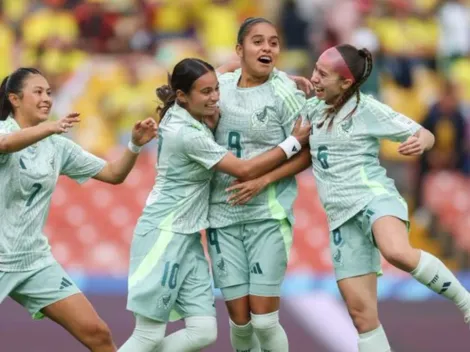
[315,87,325,94]
[258,56,272,64]
[39,106,50,113]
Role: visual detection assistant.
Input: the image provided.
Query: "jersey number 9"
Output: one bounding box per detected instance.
[228,131,242,158]
[317,145,329,169]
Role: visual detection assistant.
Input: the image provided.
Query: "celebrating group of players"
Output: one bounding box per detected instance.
[1,16,469,352]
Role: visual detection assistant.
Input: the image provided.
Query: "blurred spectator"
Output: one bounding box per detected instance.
[415,80,468,207]
[196,0,239,66]
[21,2,79,49]
[351,14,381,97]
[436,0,470,73]
[278,0,310,75]
[0,8,15,80]
[372,0,438,88]
[75,1,116,53]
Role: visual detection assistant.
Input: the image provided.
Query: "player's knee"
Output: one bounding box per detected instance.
[81,319,114,348]
[347,301,379,333]
[186,316,218,348]
[381,245,415,271]
[251,310,279,336]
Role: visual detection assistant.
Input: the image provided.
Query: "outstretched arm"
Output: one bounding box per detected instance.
[0,113,80,153]
[93,118,157,184]
[226,148,312,205]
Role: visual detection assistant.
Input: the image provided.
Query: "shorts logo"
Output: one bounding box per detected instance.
[59,277,73,290]
[250,262,263,275]
[216,258,228,277]
[333,249,343,267]
[158,293,172,310]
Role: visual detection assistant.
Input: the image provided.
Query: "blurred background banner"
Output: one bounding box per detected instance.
[1,0,470,351]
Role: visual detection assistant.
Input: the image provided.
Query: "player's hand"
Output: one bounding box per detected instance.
[203,106,220,131]
[398,135,425,156]
[132,117,158,146]
[226,177,268,206]
[290,75,314,96]
[47,113,81,134]
[291,117,312,146]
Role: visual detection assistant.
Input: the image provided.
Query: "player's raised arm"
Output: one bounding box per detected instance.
[93,118,157,184]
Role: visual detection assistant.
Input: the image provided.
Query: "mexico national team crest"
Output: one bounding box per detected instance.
[341,118,353,133]
[158,293,172,311]
[251,106,269,128]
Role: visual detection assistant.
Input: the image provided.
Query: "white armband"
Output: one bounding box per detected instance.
[128,140,143,154]
[278,136,301,159]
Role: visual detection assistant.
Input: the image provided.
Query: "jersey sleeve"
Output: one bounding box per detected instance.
[58,136,106,184]
[273,72,307,137]
[305,96,323,124]
[0,125,11,164]
[364,97,422,142]
[182,127,228,170]
[0,124,11,165]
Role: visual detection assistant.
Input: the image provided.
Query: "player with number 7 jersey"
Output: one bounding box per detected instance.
[0,68,158,351]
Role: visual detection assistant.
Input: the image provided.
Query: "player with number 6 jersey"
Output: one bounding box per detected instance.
[227,44,470,352]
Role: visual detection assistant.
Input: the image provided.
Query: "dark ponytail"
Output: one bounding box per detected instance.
[0,68,42,121]
[155,58,215,123]
[0,76,12,121]
[317,45,374,129]
[156,79,177,123]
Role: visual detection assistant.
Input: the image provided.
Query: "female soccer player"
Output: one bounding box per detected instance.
[206,17,311,352]
[226,44,470,352]
[119,58,310,352]
[0,68,157,351]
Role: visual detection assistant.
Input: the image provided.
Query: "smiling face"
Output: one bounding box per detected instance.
[236,22,280,79]
[310,49,354,104]
[8,74,52,124]
[177,70,219,120]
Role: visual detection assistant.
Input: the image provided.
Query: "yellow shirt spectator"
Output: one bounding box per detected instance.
[0,22,15,79]
[22,8,79,47]
[153,0,190,34]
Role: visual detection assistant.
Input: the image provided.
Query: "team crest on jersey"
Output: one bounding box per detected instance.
[27,145,37,155]
[251,107,269,127]
[333,249,343,267]
[158,293,172,310]
[341,118,353,133]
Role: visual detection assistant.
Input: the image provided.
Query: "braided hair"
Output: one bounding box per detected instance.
[317,45,373,129]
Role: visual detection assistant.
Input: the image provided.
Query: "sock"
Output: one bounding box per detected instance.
[118,314,166,352]
[251,311,288,352]
[229,320,261,352]
[358,325,391,352]
[411,251,470,314]
[156,316,217,352]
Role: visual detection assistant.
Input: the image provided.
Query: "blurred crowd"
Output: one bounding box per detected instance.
[1,0,470,258]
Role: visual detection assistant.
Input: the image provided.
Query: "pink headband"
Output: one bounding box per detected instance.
[319,47,355,82]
